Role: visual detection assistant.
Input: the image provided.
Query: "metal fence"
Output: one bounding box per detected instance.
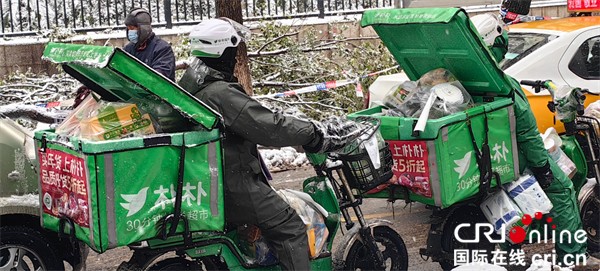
[0,0,394,36]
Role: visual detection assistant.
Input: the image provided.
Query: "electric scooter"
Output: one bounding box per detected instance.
[115,117,410,271]
[415,80,600,270]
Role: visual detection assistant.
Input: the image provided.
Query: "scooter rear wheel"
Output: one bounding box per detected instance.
[439,206,497,271]
[343,226,409,271]
[580,186,600,252]
[146,258,202,271]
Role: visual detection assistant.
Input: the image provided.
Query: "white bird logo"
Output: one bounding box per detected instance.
[120,187,149,217]
[454,151,472,179]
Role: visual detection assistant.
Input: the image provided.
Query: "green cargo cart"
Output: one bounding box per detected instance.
[36,43,224,253]
[349,8,521,208]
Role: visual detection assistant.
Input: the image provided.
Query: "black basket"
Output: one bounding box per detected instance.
[339,142,394,193]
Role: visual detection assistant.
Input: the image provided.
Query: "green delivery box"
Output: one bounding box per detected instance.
[349,8,520,208]
[36,43,224,253]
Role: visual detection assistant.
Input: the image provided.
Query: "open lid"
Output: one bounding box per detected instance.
[42,42,221,130]
[362,8,514,96]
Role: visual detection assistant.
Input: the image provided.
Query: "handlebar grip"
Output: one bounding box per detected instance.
[575,90,587,101]
[520,80,538,87]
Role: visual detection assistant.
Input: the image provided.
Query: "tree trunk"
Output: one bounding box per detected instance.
[216,0,253,96]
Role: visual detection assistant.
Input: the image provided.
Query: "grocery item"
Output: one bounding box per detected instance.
[542,129,577,178]
[55,93,102,137]
[414,81,468,132]
[79,102,156,141]
[382,81,417,109]
[503,174,553,217]
[417,68,457,87]
[237,225,278,266]
[480,190,525,237]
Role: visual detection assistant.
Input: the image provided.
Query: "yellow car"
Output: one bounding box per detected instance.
[502,16,600,133]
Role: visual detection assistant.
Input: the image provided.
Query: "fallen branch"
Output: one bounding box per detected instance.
[255,31,300,54]
[0,104,68,123]
[248,46,336,57]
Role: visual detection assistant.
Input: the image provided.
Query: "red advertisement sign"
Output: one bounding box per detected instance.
[39,149,90,228]
[387,140,432,198]
[568,0,600,12]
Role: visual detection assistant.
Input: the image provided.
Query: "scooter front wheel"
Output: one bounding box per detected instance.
[342,226,409,271]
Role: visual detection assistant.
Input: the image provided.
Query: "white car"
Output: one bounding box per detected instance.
[367,16,600,133]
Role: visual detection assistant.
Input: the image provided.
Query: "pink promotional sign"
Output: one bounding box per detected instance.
[387,140,432,198]
[568,0,600,12]
[39,149,90,228]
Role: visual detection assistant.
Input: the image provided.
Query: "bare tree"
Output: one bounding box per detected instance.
[216,0,253,96]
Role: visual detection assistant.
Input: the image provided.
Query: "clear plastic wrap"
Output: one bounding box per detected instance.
[384,70,473,121]
[237,225,278,266]
[585,99,600,119]
[542,128,577,178]
[55,93,102,136]
[382,81,417,109]
[480,190,525,236]
[554,85,578,122]
[78,101,156,141]
[503,173,553,217]
[277,189,329,258]
[417,68,458,87]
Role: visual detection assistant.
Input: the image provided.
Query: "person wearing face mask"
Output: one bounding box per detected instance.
[124,8,176,81]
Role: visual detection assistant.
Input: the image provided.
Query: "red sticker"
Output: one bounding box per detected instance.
[39,149,90,228]
[386,141,431,198]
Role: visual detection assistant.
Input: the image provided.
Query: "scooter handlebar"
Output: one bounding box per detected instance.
[520,80,539,87]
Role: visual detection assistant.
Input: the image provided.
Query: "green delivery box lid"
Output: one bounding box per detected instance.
[361,8,514,96]
[352,8,521,208]
[42,42,221,130]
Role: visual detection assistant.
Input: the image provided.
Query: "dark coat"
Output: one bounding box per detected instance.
[178,59,320,223]
[125,35,176,81]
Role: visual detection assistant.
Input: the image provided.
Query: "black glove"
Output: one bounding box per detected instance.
[303,117,365,154]
[531,161,554,189]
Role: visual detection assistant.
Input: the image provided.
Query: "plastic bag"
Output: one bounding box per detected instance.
[277,189,329,258]
[237,225,278,266]
[585,99,600,119]
[480,190,525,237]
[417,68,458,87]
[79,101,156,141]
[554,85,578,122]
[55,93,101,136]
[382,81,417,109]
[503,173,553,217]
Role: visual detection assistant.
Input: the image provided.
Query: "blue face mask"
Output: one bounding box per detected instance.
[128,30,138,44]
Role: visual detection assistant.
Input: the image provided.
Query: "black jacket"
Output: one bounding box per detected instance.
[125,35,176,81]
[178,59,320,221]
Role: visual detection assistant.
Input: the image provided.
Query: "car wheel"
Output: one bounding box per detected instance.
[0,226,65,271]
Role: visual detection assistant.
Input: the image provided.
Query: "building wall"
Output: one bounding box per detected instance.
[0,5,571,77]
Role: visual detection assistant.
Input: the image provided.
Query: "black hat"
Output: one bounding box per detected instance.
[125,8,152,48]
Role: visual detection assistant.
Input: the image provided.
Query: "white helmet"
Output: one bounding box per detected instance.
[471,13,506,47]
[189,18,250,58]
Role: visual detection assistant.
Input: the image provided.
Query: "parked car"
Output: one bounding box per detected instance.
[366,16,600,133]
[0,108,86,271]
[502,16,600,132]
